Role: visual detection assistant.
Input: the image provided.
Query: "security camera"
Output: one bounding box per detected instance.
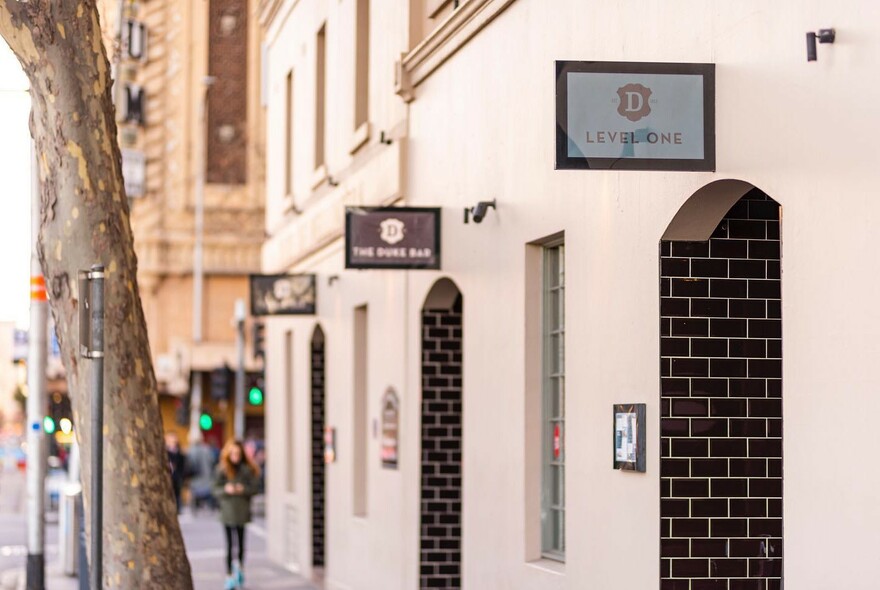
[464,199,496,224]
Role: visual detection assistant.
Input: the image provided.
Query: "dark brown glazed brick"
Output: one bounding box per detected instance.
[767,459,782,478]
[692,378,728,397]
[672,479,710,497]
[748,360,782,379]
[710,278,748,298]
[661,317,672,337]
[662,498,691,517]
[748,399,782,418]
[691,298,729,318]
[710,439,748,458]
[692,579,729,590]
[748,240,780,260]
[671,558,710,577]
[691,458,729,477]
[671,518,710,537]
[692,499,728,517]
[749,518,783,537]
[662,419,691,437]
[710,478,748,497]
[729,458,767,478]
[673,318,710,337]
[691,419,729,437]
[662,297,691,317]
[748,280,781,299]
[728,419,767,438]
[711,359,747,378]
[729,539,764,557]
[692,258,729,278]
[748,439,782,458]
[661,277,670,297]
[730,499,767,517]
[662,538,690,557]
[729,578,765,590]
[710,399,748,418]
[729,340,767,359]
[691,538,729,557]
[663,337,691,356]
[710,319,747,338]
[662,378,691,397]
[729,260,766,279]
[749,559,782,577]
[710,558,748,578]
[672,438,709,457]
[766,340,782,360]
[729,299,766,319]
[748,319,781,338]
[749,479,783,498]
[711,239,748,259]
[711,518,748,537]
[673,278,710,297]
[673,241,711,257]
[692,338,729,358]
[728,220,766,239]
[662,257,691,277]
[728,379,766,398]
[673,398,710,417]
[661,242,672,256]
[672,358,710,378]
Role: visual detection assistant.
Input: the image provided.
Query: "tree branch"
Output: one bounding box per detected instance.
[0,0,39,67]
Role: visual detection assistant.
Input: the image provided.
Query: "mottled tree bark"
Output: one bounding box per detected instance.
[0,1,192,587]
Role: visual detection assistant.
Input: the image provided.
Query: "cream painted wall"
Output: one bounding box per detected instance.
[263,0,880,589]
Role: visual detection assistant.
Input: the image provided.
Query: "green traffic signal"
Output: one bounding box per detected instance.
[248,386,264,406]
[43,416,56,434]
[199,413,213,431]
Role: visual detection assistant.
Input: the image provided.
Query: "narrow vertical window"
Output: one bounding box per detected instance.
[284,70,294,197]
[354,0,370,131]
[285,330,295,493]
[315,24,326,171]
[541,242,565,560]
[353,305,368,516]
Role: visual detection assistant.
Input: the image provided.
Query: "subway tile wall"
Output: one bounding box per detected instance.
[311,336,326,567]
[660,190,783,590]
[420,297,463,589]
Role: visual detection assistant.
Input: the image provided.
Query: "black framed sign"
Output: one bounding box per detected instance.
[345,206,441,270]
[249,274,316,316]
[613,403,646,472]
[556,61,715,171]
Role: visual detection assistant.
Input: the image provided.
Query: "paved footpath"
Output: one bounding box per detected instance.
[0,467,317,590]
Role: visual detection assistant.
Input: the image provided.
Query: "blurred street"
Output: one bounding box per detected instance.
[0,466,316,590]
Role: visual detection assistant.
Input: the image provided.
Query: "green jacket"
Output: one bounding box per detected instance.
[212,464,260,526]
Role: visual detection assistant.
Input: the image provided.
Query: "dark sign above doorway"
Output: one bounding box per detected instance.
[345,206,441,270]
[556,61,715,171]
[249,274,316,316]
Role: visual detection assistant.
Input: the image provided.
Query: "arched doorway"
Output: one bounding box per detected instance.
[660,182,783,588]
[420,279,463,590]
[310,325,326,571]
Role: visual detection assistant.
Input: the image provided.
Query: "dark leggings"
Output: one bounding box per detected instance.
[224,525,246,574]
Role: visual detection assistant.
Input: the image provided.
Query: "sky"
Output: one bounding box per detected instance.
[0,42,32,329]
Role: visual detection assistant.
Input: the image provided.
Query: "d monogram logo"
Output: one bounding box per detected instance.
[379,218,406,245]
[616,83,652,122]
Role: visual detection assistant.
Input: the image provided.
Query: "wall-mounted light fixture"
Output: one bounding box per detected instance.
[807,28,835,62]
[379,131,393,145]
[328,176,340,187]
[463,199,496,224]
[328,275,340,286]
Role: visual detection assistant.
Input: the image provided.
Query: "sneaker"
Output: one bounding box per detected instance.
[224,575,237,590]
[233,561,244,587]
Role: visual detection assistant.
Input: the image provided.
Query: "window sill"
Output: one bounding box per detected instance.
[311,164,328,191]
[349,121,371,155]
[526,557,565,576]
[396,0,519,102]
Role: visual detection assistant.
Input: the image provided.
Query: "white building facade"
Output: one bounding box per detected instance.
[259,1,880,589]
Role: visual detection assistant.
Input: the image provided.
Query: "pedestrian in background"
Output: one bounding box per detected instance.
[186,433,217,512]
[213,439,261,590]
[165,432,187,514]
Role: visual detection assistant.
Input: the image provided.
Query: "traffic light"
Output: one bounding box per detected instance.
[248,378,264,406]
[210,365,233,400]
[43,416,56,434]
[252,321,265,361]
[199,413,213,431]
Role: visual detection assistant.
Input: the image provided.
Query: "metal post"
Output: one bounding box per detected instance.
[85,267,104,590]
[26,143,47,590]
[189,77,214,444]
[234,299,246,440]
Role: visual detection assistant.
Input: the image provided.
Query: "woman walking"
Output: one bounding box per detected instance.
[213,439,261,590]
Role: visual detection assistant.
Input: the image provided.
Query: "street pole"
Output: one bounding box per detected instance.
[26,143,47,590]
[189,76,215,443]
[79,267,104,590]
[234,299,246,440]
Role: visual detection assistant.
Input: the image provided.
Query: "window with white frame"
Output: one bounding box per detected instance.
[541,242,565,560]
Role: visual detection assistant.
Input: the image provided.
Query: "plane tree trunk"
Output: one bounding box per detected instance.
[0,1,192,587]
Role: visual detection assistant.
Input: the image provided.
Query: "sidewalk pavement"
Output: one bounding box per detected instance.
[0,468,317,590]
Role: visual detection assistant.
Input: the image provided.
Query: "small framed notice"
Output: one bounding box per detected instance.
[613,404,646,472]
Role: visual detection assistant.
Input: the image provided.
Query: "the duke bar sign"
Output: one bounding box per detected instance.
[556,61,715,171]
[345,207,441,270]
